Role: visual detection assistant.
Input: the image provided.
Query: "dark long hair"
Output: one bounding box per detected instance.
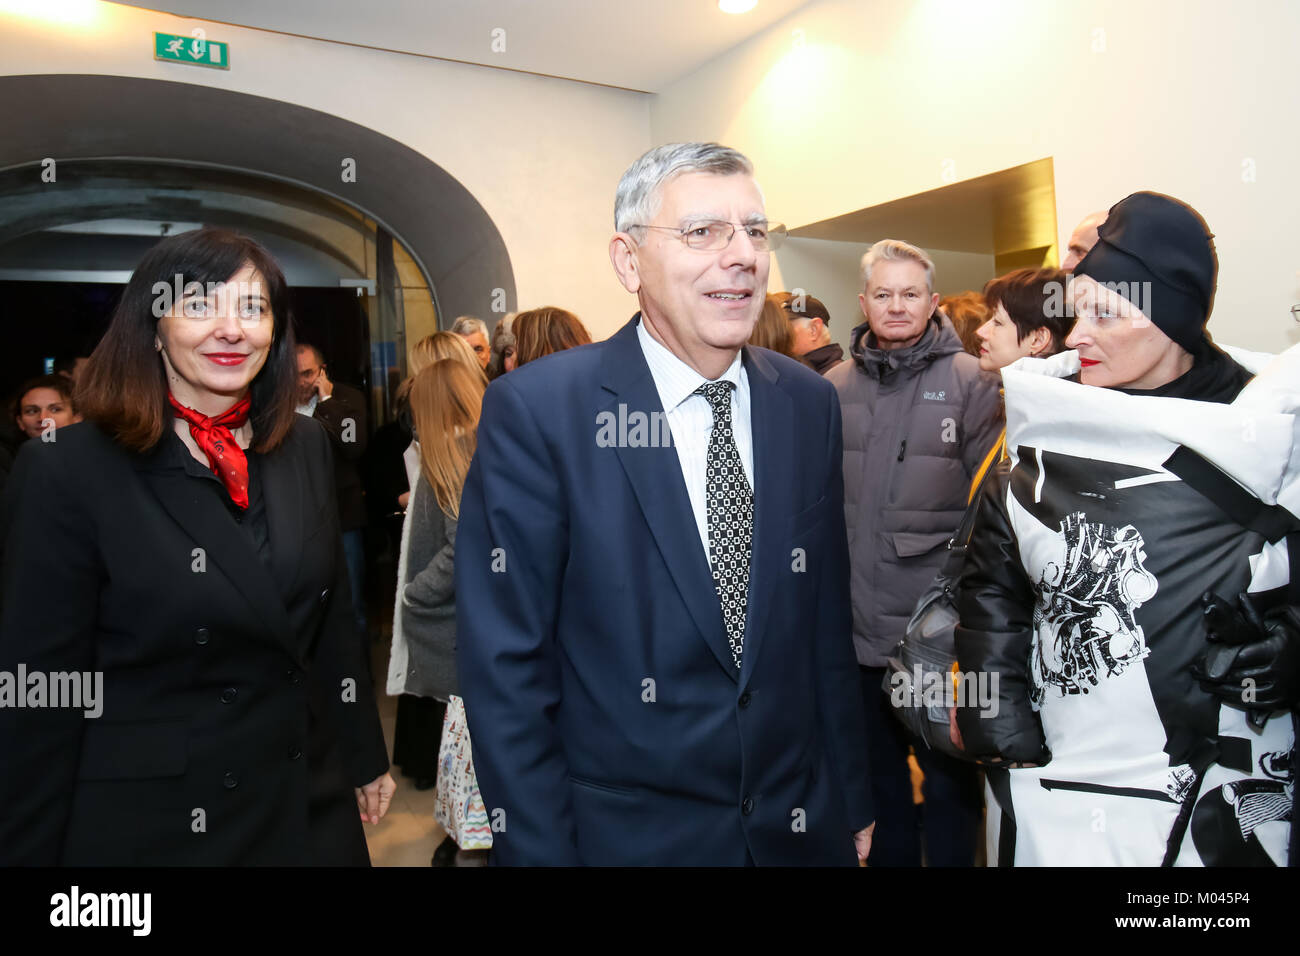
[77,227,299,453]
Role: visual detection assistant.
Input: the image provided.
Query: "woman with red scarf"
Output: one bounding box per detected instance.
[0,227,394,865]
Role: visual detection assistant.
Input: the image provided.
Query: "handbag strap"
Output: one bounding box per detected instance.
[950,429,1007,550]
[968,430,1007,506]
[933,430,1008,582]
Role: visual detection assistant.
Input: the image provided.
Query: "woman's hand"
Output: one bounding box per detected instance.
[854,822,876,864]
[356,772,396,825]
[948,705,965,752]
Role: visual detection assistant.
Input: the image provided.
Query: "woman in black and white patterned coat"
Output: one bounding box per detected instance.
[955,192,1297,867]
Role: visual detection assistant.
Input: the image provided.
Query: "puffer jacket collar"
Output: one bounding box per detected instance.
[849,311,964,380]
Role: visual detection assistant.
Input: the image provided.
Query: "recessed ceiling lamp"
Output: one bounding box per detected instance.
[719,0,757,13]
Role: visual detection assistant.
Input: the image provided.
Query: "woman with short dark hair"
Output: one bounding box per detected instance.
[0,226,394,865]
[974,268,1071,370]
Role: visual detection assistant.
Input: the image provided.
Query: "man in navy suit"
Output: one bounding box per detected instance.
[455,142,874,865]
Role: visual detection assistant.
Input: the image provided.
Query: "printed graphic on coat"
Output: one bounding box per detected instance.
[1190,747,1294,866]
[1167,765,1197,803]
[1029,511,1158,703]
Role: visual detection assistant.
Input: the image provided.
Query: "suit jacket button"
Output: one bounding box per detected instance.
[319,587,331,605]
[285,669,302,685]
[288,745,303,760]
[223,772,239,789]
[195,627,210,646]
[738,692,752,709]
[220,687,237,704]
[742,797,755,815]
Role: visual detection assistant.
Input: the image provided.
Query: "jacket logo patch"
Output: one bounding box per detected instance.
[923,390,946,401]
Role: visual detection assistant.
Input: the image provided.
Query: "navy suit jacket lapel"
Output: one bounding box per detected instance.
[600,317,737,680]
[137,435,300,664]
[738,345,793,685]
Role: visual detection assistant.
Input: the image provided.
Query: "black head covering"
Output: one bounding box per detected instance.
[1074,191,1217,354]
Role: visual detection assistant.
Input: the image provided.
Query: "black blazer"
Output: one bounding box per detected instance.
[0,416,389,865]
[312,383,369,532]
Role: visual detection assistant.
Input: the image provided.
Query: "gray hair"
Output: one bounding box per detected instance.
[451,315,488,338]
[614,142,754,234]
[860,239,936,293]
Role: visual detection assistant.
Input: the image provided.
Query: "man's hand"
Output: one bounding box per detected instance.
[314,366,335,400]
[854,822,875,865]
[356,772,396,825]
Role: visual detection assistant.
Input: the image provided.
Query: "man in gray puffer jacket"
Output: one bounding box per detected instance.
[826,239,1002,867]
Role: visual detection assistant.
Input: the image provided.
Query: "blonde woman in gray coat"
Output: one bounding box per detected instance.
[386,333,483,792]
[394,357,484,864]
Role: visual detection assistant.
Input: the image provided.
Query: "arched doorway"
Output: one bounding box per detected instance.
[0,72,517,401]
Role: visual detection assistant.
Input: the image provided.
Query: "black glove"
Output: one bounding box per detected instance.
[1193,590,1300,715]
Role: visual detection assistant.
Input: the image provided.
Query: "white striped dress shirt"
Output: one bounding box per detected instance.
[635,317,754,565]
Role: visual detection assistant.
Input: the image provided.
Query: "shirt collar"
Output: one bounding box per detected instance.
[636,315,744,412]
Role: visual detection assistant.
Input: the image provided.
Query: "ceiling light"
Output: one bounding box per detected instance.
[719,0,757,13]
[0,0,99,25]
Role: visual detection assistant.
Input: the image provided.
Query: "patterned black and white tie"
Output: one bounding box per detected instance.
[695,380,753,669]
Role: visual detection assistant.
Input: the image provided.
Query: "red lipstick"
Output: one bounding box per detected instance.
[204,353,250,366]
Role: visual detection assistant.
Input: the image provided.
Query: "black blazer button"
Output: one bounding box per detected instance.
[738,692,752,709]
[195,627,210,646]
[285,669,302,685]
[319,587,331,605]
[223,772,239,789]
[288,745,303,760]
[742,797,755,815]
[220,687,237,704]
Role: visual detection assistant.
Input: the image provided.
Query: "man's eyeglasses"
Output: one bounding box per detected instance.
[631,219,787,252]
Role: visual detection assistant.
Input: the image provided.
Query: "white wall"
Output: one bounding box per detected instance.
[771,236,865,355]
[0,1,653,340]
[653,0,1300,354]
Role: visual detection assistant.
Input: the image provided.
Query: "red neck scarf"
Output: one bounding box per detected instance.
[167,393,253,510]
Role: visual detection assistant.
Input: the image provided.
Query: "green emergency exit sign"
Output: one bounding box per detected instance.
[154,32,229,70]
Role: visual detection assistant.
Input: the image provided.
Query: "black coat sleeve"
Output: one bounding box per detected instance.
[953,462,1051,765]
[301,421,389,787]
[0,440,102,863]
[312,385,369,462]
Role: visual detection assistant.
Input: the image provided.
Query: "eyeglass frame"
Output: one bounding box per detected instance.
[627,219,788,252]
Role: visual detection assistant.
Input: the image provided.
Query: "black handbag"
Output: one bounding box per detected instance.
[881,434,1003,760]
